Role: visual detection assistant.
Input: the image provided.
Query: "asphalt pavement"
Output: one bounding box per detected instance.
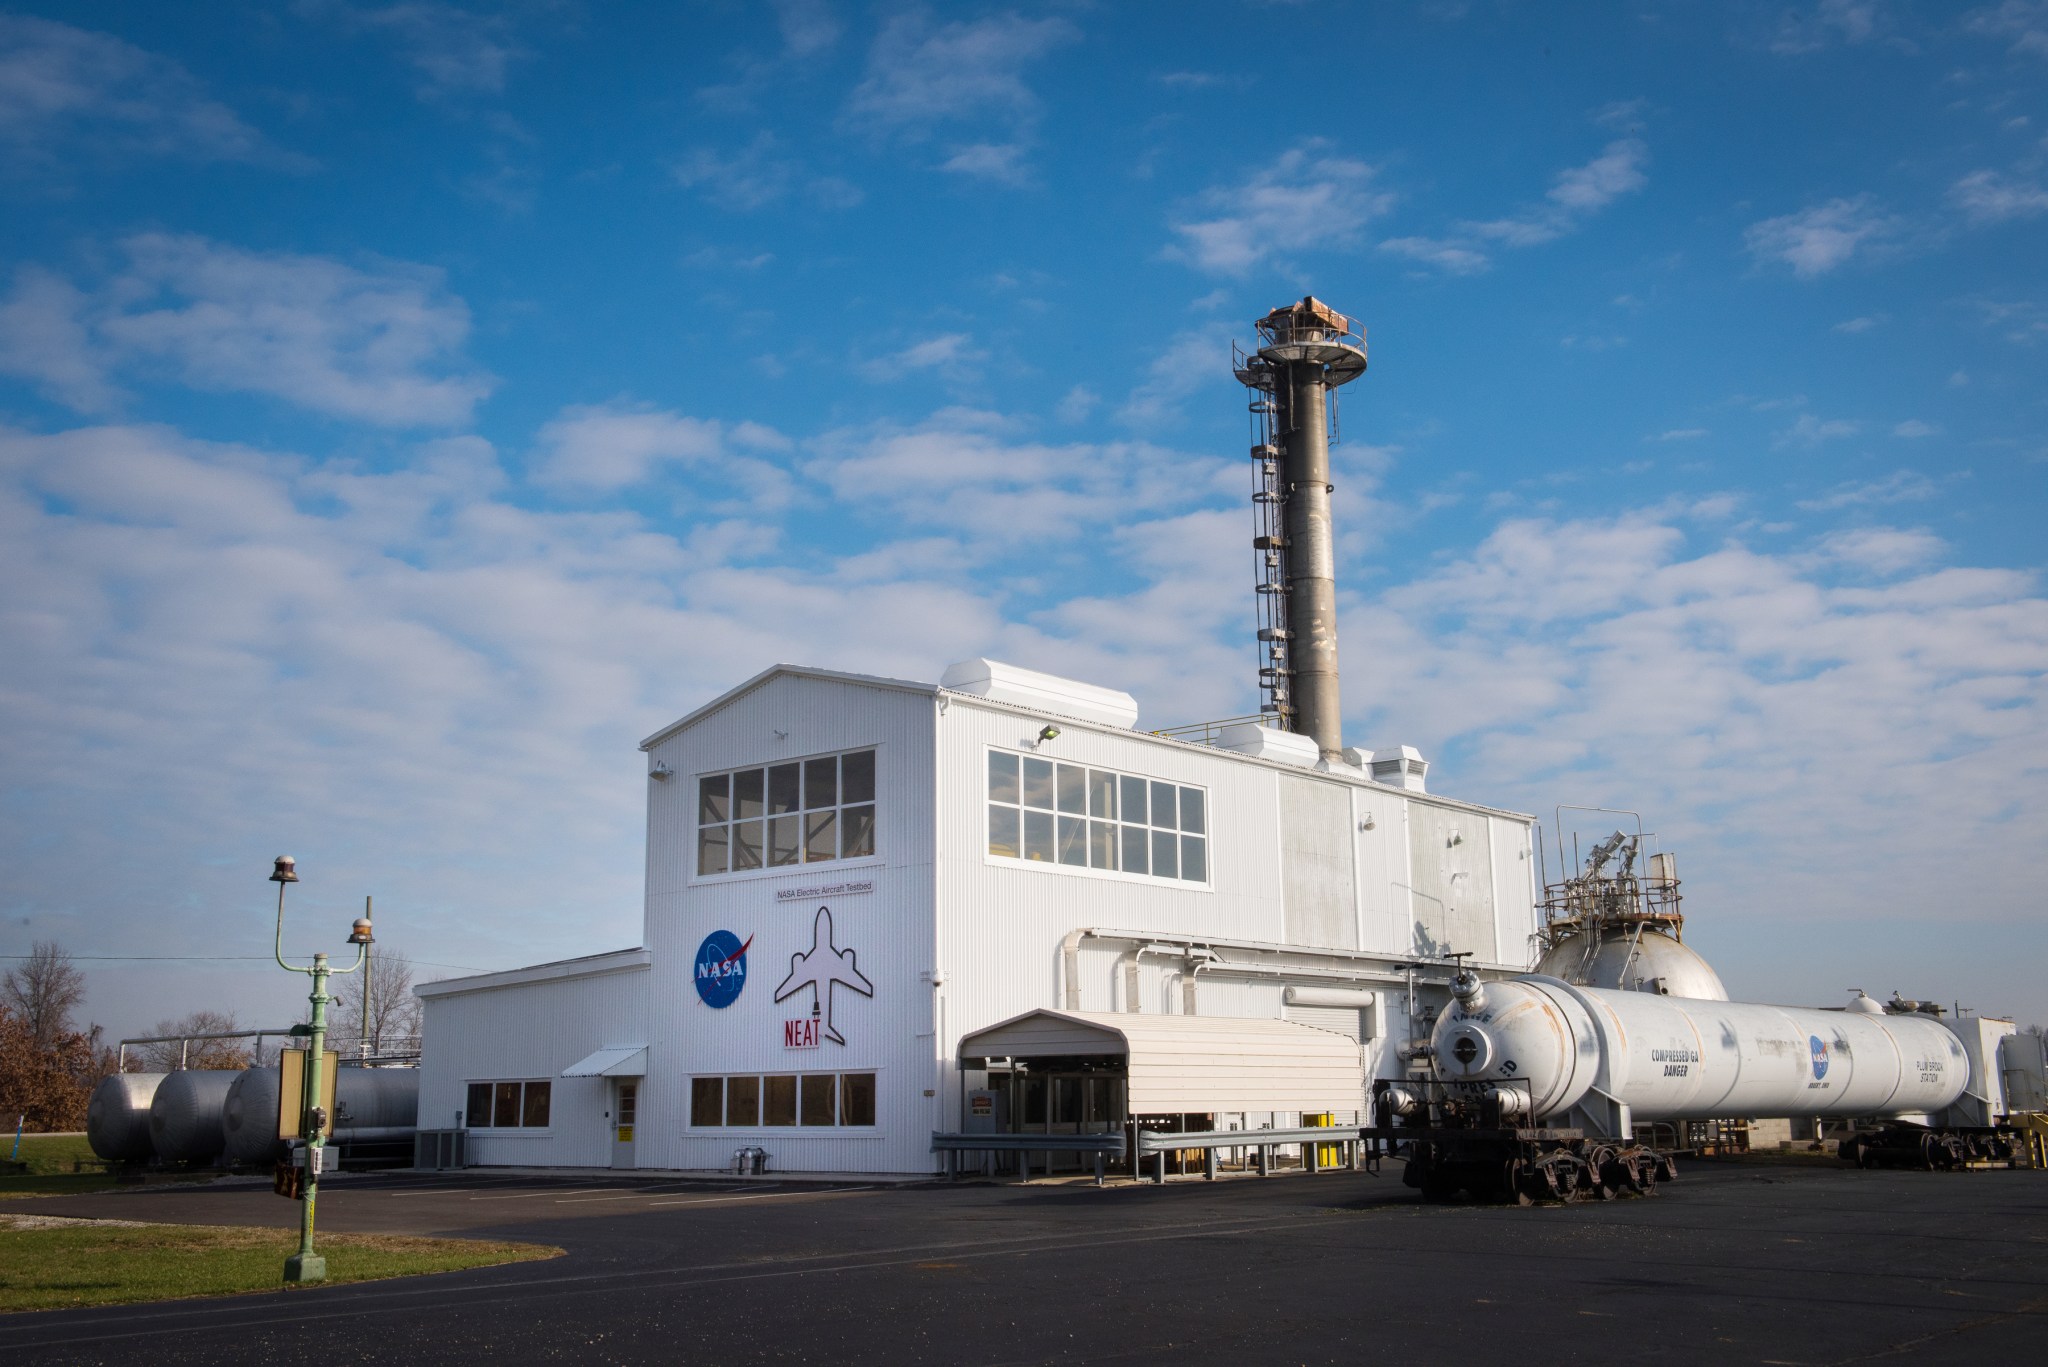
[2,1160,2044,1365]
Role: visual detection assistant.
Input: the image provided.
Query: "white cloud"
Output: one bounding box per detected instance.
[1893,419,1940,438]
[858,333,985,383]
[530,402,791,495]
[1966,1,2048,58]
[1770,0,1882,54]
[1117,328,1233,428]
[0,266,119,412]
[1379,137,1649,275]
[846,12,1077,139]
[1379,236,1490,275]
[1797,469,1938,509]
[1817,525,1947,573]
[1949,168,2048,223]
[1054,384,1099,425]
[1774,413,1860,447]
[0,14,289,167]
[773,0,843,59]
[673,132,863,211]
[1655,428,1709,441]
[1833,314,1886,333]
[1168,141,1397,275]
[0,235,494,427]
[320,2,522,98]
[1969,297,2048,344]
[941,141,1032,185]
[1744,196,1900,277]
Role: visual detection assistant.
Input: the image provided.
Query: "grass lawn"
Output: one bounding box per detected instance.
[0,1134,193,1198]
[0,1217,560,1312]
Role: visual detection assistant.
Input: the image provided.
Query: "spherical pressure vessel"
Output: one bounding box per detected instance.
[148,1070,240,1164]
[222,1066,285,1165]
[1532,930,1729,1001]
[86,1073,166,1162]
[1433,975,1969,1125]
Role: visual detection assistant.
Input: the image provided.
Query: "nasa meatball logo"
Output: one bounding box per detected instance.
[693,930,752,1009]
[1809,1034,1830,1080]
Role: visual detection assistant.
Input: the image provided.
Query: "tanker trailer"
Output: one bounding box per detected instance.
[86,1073,167,1163]
[1377,970,1968,1203]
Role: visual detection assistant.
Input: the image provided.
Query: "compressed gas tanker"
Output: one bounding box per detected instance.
[86,1073,167,1162]
[1431,973,1969,1124]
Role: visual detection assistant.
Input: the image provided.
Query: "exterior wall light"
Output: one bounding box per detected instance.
[649,762,674,781]
[1038,725,1061,743]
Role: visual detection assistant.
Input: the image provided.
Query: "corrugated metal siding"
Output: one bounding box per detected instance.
[1489,815,1537,968]
[416,964,649,1168]
[1279,774,1356,949]
[1283,1003,1364,1041]
[958,1010,1362,1115]
[640,673,938,1173]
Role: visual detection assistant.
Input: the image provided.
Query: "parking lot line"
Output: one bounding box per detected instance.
[468,1187,636,1202]
[645,1185,871,1208]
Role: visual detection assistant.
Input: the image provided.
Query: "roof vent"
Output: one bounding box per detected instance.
[939,658,1140,730]
[1214,721,1320,768]
[1367,745,1429,792]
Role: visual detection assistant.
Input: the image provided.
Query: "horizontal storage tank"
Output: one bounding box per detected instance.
[336,1067,419,1131]
[86,1073,166,1162]
[223,1064,421,1165]
[222,1066,283,1165]
[1433,973,1969,1125]
[148,1070,240,1164]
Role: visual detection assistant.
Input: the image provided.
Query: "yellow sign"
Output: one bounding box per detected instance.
[277,1049,339,1140]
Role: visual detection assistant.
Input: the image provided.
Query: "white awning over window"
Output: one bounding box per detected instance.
[956,1010,1362,1116]
[561,1046,647,1078]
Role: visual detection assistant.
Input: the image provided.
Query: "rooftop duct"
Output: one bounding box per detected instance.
[939,658,1140,730]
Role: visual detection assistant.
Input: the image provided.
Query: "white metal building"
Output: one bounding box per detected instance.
[416,658,1540,1174]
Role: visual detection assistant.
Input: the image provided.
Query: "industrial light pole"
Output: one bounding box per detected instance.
[270,855,370,1285]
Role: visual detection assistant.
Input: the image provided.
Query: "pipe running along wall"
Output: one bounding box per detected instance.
[1430,974,1969,1124]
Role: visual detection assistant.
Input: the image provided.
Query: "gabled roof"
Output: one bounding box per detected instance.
[414,947,652,999]
[639,663,938,751]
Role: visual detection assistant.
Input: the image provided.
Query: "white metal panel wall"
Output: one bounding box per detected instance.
[639,673,939,1174]
[1279,774,1356,950]
[416,964,650,1168]
[1489,815,1538,968]
[1352,786,1407,955]
[1407,803,1498,961]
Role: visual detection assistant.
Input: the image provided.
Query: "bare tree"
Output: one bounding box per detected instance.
[133,1009,252,1071]
[2,941,86,1049]
[330,949,422,1056]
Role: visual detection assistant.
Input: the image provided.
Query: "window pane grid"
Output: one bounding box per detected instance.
[697,749,876,876]
[466,1079,551,1128]
[986,750,1208,884]
[688,1072,877,1127]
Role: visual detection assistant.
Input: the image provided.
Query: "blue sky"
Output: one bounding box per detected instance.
[2,1,2044,1042]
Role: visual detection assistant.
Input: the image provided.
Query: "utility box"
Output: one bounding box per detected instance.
[277,1049,338,1140]
[964,1090,1007,1134]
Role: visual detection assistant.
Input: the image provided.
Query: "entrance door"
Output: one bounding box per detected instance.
[610,1080,637,1169]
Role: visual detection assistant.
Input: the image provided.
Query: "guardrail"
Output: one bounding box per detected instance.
[1132,1125,1368,1184]
[931,1132,1126,1186]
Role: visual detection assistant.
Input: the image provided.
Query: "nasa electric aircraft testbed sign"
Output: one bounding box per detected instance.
[693,930,751,1008]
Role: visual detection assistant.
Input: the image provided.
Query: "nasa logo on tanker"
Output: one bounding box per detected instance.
[693,930,752,1008]
[1809,1034,1830,1084]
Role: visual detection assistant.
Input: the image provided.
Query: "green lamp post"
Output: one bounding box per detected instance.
[270,855,371,1284]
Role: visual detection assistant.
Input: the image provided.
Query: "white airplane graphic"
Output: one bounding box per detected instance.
[773,906,874,1046]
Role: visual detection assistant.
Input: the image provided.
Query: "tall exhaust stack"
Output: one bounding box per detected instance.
[1235,298,1367,761]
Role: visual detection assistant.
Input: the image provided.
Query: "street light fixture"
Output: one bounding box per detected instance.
[270,855,367,1285]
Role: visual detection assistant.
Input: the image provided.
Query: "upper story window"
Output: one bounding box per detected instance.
[698,749,876,877]
[985,749,1208,883]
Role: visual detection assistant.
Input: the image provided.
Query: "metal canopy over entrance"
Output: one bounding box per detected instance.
[957,1009,1363,1117]
[562,1046,647,1078]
